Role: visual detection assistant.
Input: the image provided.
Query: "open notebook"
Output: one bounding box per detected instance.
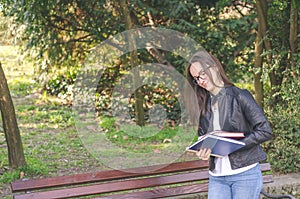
[186,133,245,157]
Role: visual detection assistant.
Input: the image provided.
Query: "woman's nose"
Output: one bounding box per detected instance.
[199,79,205,85]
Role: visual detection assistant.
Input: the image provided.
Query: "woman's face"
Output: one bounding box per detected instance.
[189,62,224,95]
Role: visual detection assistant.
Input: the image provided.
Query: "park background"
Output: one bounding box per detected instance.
[0,0,299,198]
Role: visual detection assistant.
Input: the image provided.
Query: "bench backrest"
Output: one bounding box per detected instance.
[11,160,273,199]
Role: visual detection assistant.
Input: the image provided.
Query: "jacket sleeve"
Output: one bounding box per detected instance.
[238,89,272,149]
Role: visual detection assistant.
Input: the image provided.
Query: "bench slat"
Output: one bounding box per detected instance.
[96,170,274,199]
[12,162,273,199]
[11,160,209,192]
[262,174,274,184]
[14,170,209,199]
[260,162,271,171]
[96,183,209,199]
[96,174,274,199]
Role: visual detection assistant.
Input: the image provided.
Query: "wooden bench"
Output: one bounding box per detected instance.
[11,160,295,199]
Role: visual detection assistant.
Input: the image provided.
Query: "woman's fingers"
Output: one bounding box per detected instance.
[203,148,211,160]
[196,148,211,160]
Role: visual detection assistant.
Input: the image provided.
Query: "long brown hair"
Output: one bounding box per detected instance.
[185,50,233,125]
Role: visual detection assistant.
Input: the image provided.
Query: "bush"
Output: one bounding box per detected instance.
[263,94,300,174]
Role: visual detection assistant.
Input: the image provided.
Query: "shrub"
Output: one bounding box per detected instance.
[263,98,300,174]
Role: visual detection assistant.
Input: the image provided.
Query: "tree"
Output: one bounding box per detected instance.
[1,0,298,113]
[118,0,145,126]
[254,0,268,108]
[0,62,26,169]
[254,0,299,107]
[289,0,299,79]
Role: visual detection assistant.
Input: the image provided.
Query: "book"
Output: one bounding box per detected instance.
[186,133,246,157]
[210,130,245,139]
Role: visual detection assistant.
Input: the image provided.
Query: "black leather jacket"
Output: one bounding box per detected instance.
[199,86,272,170]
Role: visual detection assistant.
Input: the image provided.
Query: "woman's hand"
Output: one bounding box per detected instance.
[196,148,211,160]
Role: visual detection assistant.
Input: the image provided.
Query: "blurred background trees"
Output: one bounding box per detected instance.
[0,0,297,106]
[0,0,299,172]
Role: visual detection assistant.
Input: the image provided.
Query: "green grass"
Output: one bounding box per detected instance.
[100,117,196,153]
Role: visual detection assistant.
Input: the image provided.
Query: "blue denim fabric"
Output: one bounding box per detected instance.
[208,164,263,199]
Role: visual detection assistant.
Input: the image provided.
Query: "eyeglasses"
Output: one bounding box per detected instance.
[192,66,211,85]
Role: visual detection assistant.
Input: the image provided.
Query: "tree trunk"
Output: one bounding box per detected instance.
[255,0,277,94]
[119,0,145,126]
[289,0,299,78]
[0,62,26,169]
[254,27,264,108]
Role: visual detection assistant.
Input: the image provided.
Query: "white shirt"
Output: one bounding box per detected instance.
[209,102,257,176]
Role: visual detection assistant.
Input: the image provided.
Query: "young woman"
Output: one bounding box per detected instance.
[185,50,272,199]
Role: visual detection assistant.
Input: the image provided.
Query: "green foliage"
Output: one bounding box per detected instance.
[1,0,116,62]
[100,116,116,131]
[264,106,300,174]
[1,0,255,92]
[0,12,9,45]
[96,72,182,125]
[45,65,79,102]
[9,79,36,97]
[0,12,23,46]
[263,66,300,173]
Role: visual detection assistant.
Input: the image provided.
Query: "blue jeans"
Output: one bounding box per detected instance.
[208,164,263,199]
